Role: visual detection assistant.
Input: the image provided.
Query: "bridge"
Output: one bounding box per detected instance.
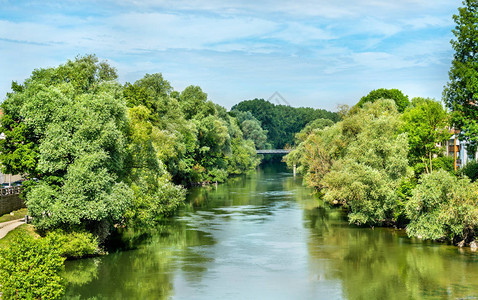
[256,149,292,154]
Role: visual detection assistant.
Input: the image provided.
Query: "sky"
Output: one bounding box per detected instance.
[0,0,461,111]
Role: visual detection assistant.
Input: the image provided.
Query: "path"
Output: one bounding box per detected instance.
[0,219,24,239]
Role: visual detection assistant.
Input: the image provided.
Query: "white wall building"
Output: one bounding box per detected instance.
[446,134,478,168]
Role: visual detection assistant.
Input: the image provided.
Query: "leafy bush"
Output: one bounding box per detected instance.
[322,100,409,226]
[412,156,455,176]
[405,170,478,242]
[431,155,456,174]
[0,232,65,299]
[126,177,186,228]
[395,171,417,226]
[45,230,99,259]
[458,159,478,182]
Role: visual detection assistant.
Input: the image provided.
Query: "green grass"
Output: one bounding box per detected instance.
[0,224,39,249]
[0,208,28,223]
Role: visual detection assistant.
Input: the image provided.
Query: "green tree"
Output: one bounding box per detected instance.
[179,86,216,120]
[284,118,335,185]
[0,56,134,233]
[443,0,478,154]
[123,76,259,186]
[134,73,172,99]
[232,99,338,148]
[123,104,186,228]
[231,110,270,149]
[294,118,334,143]
[458,159,478,181]
[291,100,409,225]
[322,100,409,225]
[0,233,65,299]
[401,98,451,174]
[405,170,478,243]
[357,88,410,113]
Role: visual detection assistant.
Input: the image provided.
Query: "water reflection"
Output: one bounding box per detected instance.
[64,218,215,299]
[64,163,478,300]
[303,201,478,299]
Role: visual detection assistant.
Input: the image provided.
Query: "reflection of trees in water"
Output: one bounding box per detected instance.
[64,162,478,299]
[303,205,478,299]
[64,218,216,300]
[63,164,291,299]
[185,164,294,213]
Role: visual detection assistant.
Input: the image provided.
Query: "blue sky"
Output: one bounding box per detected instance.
[0,0,460,111]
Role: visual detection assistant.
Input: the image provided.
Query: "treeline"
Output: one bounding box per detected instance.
[0,55,266,298]
[286,94,478,246]
[231,99,339,149]
[287,0,478,246]
[0,55,262,251]
[287,0,478,248]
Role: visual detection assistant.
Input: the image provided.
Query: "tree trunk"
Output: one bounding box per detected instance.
[429,152,433,173]
[423,157,429,174]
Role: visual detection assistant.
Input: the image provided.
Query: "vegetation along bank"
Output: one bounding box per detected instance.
[284,0,478,251]
[0,55,273,299]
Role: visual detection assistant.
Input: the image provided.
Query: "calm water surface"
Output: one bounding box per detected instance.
[64,163,478,299]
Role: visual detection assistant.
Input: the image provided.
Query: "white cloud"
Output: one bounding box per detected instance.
[105,0,457,19]
[403,15,452,29]
[268,22,335,44]
[0,0,459,110]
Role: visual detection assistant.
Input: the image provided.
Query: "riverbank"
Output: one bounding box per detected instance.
[62,163,478,299]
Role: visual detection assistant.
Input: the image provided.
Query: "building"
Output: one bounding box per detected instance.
[446,132,477,168]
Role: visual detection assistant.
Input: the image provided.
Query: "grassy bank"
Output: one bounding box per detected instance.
[0,208,28,223]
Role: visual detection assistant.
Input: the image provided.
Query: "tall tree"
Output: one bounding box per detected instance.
[322,100,409,225]
[232,99,339,148]
[356,88,410,113]
[443,0,478,154]
[0,55,133,232]
[230,110,269,149]
[401,98,451,174]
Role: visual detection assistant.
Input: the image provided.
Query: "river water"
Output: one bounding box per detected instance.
[64,163,478,299]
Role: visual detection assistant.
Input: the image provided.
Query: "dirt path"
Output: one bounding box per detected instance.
[0,219,24,239]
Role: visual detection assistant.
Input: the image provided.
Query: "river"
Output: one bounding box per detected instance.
[63,163,478,299]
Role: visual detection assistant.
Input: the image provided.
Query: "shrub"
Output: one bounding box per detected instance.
[0,232,65,299]
[458,159,478,182]
[322,100,409,226]
[45,230,99,259]
[412,156,456,176]
[125,177,185,228]
[432,155,455,174]
[405,170,478,242]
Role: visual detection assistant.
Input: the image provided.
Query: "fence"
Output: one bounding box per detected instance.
[0,186,25,216]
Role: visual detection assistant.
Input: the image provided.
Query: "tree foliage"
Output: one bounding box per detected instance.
[458,159,478,181]
[356,88,410,113]
[231,110,270,149]
[287,100,409,225]
[322,100,409,225]
[401,97,451,174]
[231,99,339,148]
[443,0,478,153]
[0,233,66,299]
[0,56,133,232]
[294,118,334,143]
[0,56,261,237]
[284,118,336,189]
[406,170,478,242]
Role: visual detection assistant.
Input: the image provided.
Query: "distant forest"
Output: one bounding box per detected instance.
[231,99,339,149]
